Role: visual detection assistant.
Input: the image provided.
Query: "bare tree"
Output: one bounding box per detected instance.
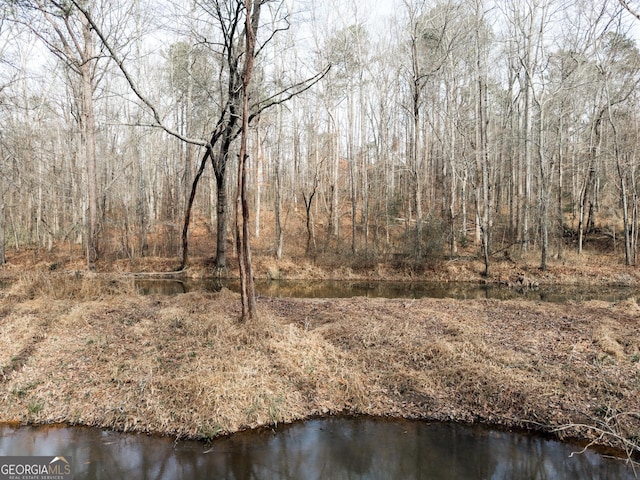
[235,0,260,320]
[12,1,105,268]
[466,0,493,276]
[69,0,326,269]
[0,13,14,265]
[403,0,458,265]
[601,32,640,264]
[4,0,640,278]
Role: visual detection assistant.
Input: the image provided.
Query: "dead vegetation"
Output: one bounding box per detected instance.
[3,271,138,302]
[5,235,640,288]
[0,274,638,460]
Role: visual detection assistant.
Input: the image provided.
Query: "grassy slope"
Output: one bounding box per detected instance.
[0,275,638,457]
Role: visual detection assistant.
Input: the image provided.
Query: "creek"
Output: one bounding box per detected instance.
[1,417,636,479]
[135,277,639,303]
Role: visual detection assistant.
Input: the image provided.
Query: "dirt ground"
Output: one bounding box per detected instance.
[0,271,638,461]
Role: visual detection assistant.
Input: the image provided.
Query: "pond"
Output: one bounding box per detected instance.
[134,278,640,303]
[0,417,636,479]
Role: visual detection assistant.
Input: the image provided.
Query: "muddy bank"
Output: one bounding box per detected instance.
[0,282,638,455]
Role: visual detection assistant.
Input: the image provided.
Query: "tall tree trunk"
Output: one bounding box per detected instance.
[350,160,357,255]
[539,156,550,271]
[447,95,457,258]
[255,134,262,239]
[359,83,369,254]
[475,3,490,277]
[610,117,632,265]
[274,106,285,259]
[329,111,339,238]
[536,89,552,271]
[303,137,321,254]
[211,96,241,271]
[214,157,229,270]
[633,193,638,264]
[411,34,424,264]
[81,13,98,269]
[556,112,564,261]
[0,202,5,265]
[136,149,149,257]
[522,52,533,253]
[274,158,284,259]
[179,44,195,260]
[235,0,260,321]
[348,94,357,255]
[578,112,603,254]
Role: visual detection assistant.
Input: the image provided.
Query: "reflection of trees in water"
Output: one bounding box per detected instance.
[498,433,632,480]
[325,419,375,476]
[0,420,635,479]
[403,422,498,479]
[130,278,639,303]
[75,429,173,479]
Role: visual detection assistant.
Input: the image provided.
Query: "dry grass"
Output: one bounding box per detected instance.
[5,271,137,302]
[0,278,638,456]
[4,235,640,290]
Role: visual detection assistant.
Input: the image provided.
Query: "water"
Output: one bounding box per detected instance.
[1,276,635,302]
[0,418,635,479]
[134,278,639,303]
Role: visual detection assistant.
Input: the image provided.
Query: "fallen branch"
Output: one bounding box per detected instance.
[552,411,640,478]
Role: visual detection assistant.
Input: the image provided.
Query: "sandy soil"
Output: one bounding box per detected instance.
[0,274,638,459]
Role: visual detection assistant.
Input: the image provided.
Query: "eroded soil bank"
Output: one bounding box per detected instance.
[0,277,638,455]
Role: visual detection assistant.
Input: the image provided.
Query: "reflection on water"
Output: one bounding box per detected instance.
[135,278,640,303]
[0,418,635,479]
[1,276,635,302]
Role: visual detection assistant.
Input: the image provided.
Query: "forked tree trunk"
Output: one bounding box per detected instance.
[235,0,260,321]
[303,191,316,253]
[579,111,604,255]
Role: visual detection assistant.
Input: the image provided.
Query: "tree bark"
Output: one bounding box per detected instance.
[80,13,98,269]
[578,112,603,254]
[610,117,632,265]
[274,127,286,260]
[474,3,490,277]
[235,0,260,321]
[274,160,284,259]
[0,202,5,265]
[181,149,211,269]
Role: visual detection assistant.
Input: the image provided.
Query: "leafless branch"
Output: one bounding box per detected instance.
[69,0,209,148]
[248,64,331,123]
[619,0,640,21]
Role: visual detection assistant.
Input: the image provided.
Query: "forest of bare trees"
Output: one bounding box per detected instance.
[2,0,640,278]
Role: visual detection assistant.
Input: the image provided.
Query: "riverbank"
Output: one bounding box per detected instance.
[0,274,638,459]
[3,244,640,288]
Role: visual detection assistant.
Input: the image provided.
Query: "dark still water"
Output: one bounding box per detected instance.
[0,418,635,479]
[135,278,640,303]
